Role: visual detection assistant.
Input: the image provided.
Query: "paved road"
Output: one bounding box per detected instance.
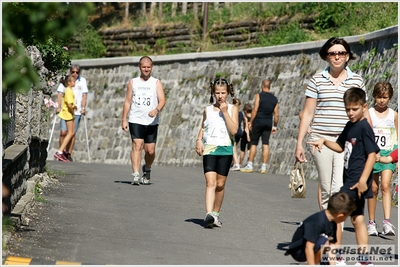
[4,161,398,265]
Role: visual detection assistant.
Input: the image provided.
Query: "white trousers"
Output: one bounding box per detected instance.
[309,133,344,210]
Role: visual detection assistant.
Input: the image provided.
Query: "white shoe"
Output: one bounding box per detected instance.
[212,212,222,227]
[240,164,253,173]
[367,221,378,236]
[132,173,140,185]
[259,164,267,174]
[382,221,395,236]
[230,164,240,171]
[335,257,346,265]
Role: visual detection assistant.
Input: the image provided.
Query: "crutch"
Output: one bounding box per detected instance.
[83,115,91,163]
[47,114,57,152]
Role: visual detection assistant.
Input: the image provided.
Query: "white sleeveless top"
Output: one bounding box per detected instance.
[369,107,397,150]
[203,104,233,146]
[128,76,159,125]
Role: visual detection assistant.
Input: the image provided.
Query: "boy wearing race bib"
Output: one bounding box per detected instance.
[367,81,398,236]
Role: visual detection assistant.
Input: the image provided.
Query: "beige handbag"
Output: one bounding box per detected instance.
[288,161,306,198]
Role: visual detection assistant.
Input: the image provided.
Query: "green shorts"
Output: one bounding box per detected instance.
[373,145,398,174]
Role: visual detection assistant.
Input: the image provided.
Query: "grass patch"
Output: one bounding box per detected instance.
[45,167,65,179]
[34,182,47,203]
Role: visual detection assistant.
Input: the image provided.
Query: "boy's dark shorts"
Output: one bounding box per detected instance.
[285,235,328,262]
[339,187,365,216]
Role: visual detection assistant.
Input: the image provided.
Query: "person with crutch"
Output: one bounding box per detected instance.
[55,64,89,162]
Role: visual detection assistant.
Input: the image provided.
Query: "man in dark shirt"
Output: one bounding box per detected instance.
[241,79,279,174]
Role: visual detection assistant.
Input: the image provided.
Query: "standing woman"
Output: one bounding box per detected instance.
[195,78,238,228]
[295,37,371,211]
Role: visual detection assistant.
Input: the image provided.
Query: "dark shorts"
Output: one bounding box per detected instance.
[203,155,233,176]
[250,124,272,146]
[339,187,365,216]
[234,133,242,143]
[287,235,328,262]
[240,132,250,151]
[128,123,158,143]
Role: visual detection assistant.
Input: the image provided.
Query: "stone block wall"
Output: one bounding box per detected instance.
[46,26,398,181]
[2,46,51,213]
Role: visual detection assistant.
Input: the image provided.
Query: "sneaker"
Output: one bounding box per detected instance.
[259,164,267,174]
[63,150,73,162]
[355,261,373,265]
[230,164,240,171]
[335,257,346,265]
[382,221,395,236]
[142,165,151,185]
[367,221,378,236]
[240,164,253,173]
[212,212,222,227]
[204,212,215,228]
[132,173,140,185]
[54,152,70,162]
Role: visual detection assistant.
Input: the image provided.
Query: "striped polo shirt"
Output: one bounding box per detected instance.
[306,66,366,135]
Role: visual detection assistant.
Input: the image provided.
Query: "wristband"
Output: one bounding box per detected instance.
[156,108,160,112]
[196,139,202,141]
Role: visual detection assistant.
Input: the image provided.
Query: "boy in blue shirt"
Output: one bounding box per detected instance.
[285,192,356,264]
[308,87,380,265]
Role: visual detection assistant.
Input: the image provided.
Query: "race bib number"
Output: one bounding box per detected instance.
[373,127,393,150]
[133,90,153,108]
[206,125,230,146]
[343,140,353,169]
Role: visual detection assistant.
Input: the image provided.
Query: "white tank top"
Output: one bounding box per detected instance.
[128,76,159,125]
[203,104,233,146]
[369,107,397,150]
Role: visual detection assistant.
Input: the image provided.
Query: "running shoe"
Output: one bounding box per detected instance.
[355,261,373,265]
[142,165,151,185]
[212,212,222,227]
[335,256,346,265]
[132,173,140,185]
[63,150,73,162]
[54,152,70,162]
[382,221,395,236]
[259,164,267,174]
[204,212,215,228]
[367,221,378,236]
[240,164,253,173]
[230,164,240,171]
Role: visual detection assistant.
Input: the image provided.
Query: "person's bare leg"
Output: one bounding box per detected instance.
[131,139,144,173]
[352,215,368,253]
[232,142,239,166]
[59,130,67,147]
[367,174,380,221]
[205,172,217,213]
[262,144,269,164]
[239,150,245,166]
[144,142,156,169]
[381,170,393,220]
[67,135,76,154]
[213,174,227,213]
[59,121,75,153]
[248,144,256,162]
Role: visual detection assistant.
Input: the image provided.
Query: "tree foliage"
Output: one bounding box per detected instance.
[2,2,95,95]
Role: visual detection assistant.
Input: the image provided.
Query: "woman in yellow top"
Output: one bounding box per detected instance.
[54,75,76,162]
